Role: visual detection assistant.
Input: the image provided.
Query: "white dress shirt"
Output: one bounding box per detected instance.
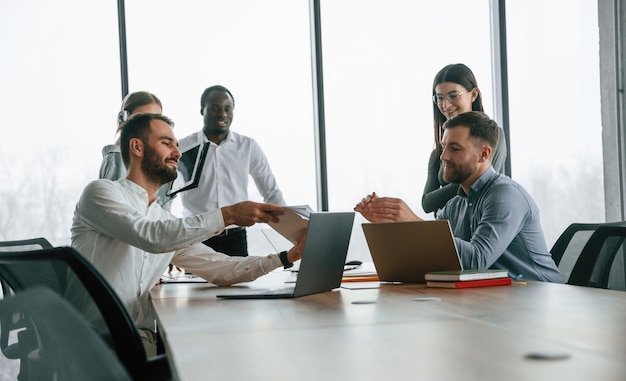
[68,178,282,335]
[98,144,174,207]
[178,130,285,217]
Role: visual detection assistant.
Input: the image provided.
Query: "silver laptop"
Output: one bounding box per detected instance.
[362,220,461,283]
[216,212,355,299]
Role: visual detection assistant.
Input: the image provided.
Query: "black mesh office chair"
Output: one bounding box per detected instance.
[0,238,55,368]
[550,223,604,280]
[0,286,133,381]
[0,237,53,251]
[550,223,626,289]
[0,237,55,296]
[0,247,171,381]
[568,224,626,290]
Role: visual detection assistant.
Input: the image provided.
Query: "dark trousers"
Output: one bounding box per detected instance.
[202,227,248,257]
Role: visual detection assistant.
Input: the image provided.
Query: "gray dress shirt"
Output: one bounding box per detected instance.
[436,167,563,282]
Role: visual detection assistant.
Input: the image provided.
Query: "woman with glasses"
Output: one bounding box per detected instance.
[422,63,507,214]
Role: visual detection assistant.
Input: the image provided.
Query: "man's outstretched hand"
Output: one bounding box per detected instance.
[221,201,285,227]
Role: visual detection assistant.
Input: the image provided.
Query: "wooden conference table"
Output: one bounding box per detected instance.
[151,268,626,381]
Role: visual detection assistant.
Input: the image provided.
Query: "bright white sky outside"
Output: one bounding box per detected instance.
[0,0,603,263]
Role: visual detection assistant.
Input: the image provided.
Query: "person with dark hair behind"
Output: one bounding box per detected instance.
[99,91,163,181]
[98,91,175,208]
[423,64,507,214]
[354,111,562,283]
[177,85,286,257]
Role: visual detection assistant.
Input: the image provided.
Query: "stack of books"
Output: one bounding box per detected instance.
[424,269,511,289]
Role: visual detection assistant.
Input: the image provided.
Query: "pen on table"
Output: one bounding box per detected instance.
[511,274,526,284]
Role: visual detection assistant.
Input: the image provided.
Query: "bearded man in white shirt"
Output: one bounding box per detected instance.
[177,85,286,257]
[70,113,304,357]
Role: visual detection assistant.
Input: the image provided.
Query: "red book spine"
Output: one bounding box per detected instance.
[427,277,512,288]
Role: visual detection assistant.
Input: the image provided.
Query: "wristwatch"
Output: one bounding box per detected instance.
[279,250,293,269]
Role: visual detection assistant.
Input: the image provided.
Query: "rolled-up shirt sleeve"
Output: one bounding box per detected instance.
[172,244,282,286]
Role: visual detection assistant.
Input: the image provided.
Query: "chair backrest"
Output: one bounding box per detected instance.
[0,238,58,291]
[0,237,57,368]
[0,286,133,381]
[0,247,148,375]
[568,225,626,290]
[0,237,53,251]
[550,223,604,279]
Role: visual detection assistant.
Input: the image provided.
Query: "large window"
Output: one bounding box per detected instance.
[0,0,605,260]
[124,0,315,253]
[320,0,493,261]
[0,1,120,245]
[506,0,603,247]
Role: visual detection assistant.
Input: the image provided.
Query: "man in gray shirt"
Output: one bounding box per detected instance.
[355,111,563,282]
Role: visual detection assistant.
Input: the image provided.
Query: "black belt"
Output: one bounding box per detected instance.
[215,227,245,237]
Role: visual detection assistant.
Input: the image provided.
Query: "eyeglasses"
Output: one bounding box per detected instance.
[432,90,469,105]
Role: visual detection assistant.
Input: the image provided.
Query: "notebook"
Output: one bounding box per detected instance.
[361,220,462,283]
[166,141,209,196]
[216,212,355,299]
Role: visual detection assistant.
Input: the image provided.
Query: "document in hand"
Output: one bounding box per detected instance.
[267,205,315,244]
[424,269,510,282]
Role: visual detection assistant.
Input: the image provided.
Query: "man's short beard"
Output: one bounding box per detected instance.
[443,171,469,185]
[141,144,178,185]
[443,162,476,185]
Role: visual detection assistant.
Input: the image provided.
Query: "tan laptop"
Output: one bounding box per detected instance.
[362,220,462,283]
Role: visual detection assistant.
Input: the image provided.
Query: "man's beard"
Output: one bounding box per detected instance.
[141,144,178,185]
[443,161,476,185]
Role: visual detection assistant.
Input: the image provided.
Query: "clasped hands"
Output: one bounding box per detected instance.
[354,192,422,223]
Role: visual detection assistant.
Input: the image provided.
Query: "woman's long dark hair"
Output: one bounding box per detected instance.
[432,64,483,153]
